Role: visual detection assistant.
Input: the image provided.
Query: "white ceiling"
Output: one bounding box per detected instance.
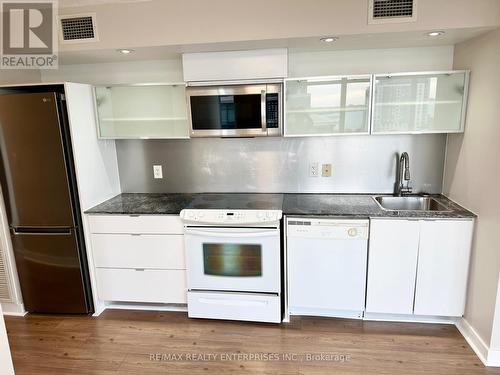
[54,0,499,65]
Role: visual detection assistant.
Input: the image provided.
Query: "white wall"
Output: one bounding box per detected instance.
[289,46,454,76]
[42,59,183,84]
[0,305,15,375]
[444,28,500,349]
[0,70,41,85]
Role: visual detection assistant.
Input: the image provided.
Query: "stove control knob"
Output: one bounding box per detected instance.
[266,212,274,219]
[348,228,358,237]
[257,212,264,219]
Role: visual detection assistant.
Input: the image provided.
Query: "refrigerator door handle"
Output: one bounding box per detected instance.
[12,227,72,235]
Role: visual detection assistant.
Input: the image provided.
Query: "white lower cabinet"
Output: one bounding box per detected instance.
[366,219,420,314]
[366,218,474,317]
[92,234,185,269]
[414,220,473,316]
[96,269,187,304]
[88,215,187,304]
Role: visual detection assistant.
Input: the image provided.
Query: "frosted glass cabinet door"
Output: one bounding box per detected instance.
[372,71,468,133]
[95,84,189,139]
[285,76,371,136]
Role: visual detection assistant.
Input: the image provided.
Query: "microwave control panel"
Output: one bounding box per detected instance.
[266,93,279,129]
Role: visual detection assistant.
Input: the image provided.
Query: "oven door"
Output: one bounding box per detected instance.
[185,227,280,293]
[186,84,281,137]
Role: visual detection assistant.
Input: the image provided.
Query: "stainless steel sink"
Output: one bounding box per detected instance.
[374,196,451,212]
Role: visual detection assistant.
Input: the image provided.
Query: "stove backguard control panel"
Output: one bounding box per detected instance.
[180,209,283,226]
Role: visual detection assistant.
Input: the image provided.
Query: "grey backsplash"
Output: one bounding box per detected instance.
[116,134,446,194]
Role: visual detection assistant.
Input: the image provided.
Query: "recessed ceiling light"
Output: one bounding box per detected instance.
[117,49,134,54]
[320,37,338,43]
[427,31,445,37]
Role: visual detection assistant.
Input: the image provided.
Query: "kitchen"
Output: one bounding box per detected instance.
[0,0,499,374]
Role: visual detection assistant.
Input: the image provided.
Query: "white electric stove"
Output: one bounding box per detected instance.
[180,194,283,323]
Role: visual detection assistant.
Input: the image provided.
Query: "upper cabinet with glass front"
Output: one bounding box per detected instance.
[95,84,189,139]
[284,75,372,137]
[372,71,469,134]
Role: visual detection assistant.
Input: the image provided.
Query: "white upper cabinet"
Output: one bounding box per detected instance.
[372,71,469,134]
[94,84,189,139]
[182,48,288,82]
[284,75,372,136]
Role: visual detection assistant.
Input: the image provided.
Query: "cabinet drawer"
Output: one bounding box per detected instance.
[96,268,187,304]
[92,234,185,269]
[187,291,280,323]
[88,215,183,234]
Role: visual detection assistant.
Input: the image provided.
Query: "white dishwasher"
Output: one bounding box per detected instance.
[287,218,369,319]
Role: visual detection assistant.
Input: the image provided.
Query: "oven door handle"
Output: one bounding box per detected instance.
[185,228,278,238]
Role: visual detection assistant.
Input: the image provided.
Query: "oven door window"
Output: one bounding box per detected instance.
[190,95,262,130]
[203,243,262,277]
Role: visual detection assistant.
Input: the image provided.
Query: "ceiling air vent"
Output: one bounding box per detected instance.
[59,13,99,43]
[368,0,417,24]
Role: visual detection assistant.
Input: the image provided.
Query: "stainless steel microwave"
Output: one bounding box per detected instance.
[186,82,282,137]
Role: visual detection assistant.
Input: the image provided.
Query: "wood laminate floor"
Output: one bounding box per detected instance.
[4,310,500,375]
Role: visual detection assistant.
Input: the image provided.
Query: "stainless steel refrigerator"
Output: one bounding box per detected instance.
[0,90,94,314]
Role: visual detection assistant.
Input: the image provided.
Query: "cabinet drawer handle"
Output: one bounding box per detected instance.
[134,268,145,271]
[130,233,142,236]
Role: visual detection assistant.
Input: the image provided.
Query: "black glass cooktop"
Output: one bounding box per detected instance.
[185,193,284,211]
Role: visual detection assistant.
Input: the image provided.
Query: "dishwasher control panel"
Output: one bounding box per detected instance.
[287,218,369,239]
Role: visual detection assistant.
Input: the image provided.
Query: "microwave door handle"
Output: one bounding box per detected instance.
[261,89,267,133]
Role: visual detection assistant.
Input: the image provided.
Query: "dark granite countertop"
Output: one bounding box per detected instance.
[85,192,476,219]
[185,193,283,210]
[85,193,196,215]
[283,194,476,219]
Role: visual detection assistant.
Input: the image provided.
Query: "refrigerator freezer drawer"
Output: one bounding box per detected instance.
[96,268,187,304]
[10,228,88,313]
[187,291,281,323]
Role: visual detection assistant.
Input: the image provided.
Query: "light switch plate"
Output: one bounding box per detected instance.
[309,162,319,177]
[322,164,332,177]
[153,165,163,179]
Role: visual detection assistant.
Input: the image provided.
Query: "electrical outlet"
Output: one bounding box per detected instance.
[153,165,163,179]
[322,164,332,177]
[309,162,319,177]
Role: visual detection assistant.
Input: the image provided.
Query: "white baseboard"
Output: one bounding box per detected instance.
[103,301,188,313]
[92,301,106,317]
[364,312,456,324]
[455,317,490,366]
[487,348,500,367]
[0,302,26,316]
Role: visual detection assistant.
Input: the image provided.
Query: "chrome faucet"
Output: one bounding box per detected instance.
[395,152,412,196]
